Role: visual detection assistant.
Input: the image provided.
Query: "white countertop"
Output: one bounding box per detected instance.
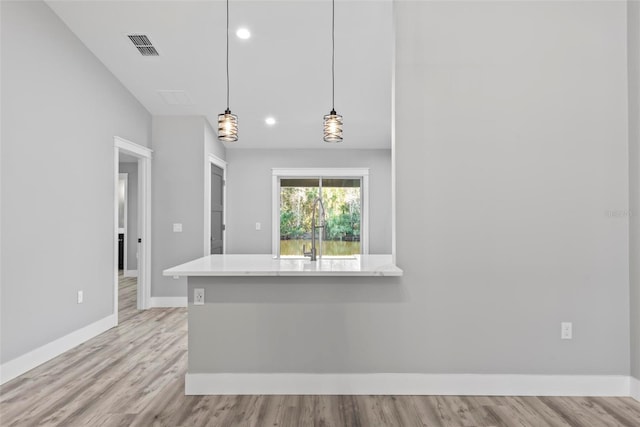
[163,254,402,277]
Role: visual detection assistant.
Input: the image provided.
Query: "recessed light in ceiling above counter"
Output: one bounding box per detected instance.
[236,28,251,40]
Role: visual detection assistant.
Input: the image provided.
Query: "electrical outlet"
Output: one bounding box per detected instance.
[194,288,205,305]
[561,322,572,340]
[256,222,261,231]
[77,291,84,304]
[173,223,183,232]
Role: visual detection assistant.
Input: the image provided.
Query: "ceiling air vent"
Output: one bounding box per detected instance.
[127,34,159,56]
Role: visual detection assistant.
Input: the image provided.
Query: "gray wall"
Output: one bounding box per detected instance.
[629,0,640,381]
[151,117,226,298]
[188,0,631,376]
[394,0,628,375]
[119,162,138,271]
[205,120,226,162]
[1,1,151,363]
[225,149,391,255]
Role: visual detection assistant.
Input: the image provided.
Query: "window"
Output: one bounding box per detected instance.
[272,168,369,258]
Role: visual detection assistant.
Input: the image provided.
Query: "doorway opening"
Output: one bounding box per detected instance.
[117,172,128,273]
[204,154,227,255]
[114,137,152,319]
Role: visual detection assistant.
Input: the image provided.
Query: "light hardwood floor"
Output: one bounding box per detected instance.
[1,275,639,426]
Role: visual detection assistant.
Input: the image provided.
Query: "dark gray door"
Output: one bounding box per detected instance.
[211,165,224,254]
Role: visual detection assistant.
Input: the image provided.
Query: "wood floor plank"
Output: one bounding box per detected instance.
[218,394,264,427]
[2,273,640,427]
[433,396,466,427]
[312,395,341,427]
[375,395,410,427]
[279,395,304,427]
[537,396,596,427]
[443,395,483,426]
[514,397,573,427]
[487,401,548,427]
[585,397,640,427]
[506,397,569,427]
[252,393,286,427]
[560,397,623,427]
[386,395,425,427]
[128,375,187,427]
[466,396,511,427]
[410,395,447,427]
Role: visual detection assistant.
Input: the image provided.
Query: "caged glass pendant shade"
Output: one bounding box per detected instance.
[323,109,343,143]
[323,0,342,143]
[218,0,238,142]
[218,109,238,142]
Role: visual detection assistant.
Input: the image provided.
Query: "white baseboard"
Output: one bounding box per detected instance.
[150,296,187,308]
[0,314,117,385]
[185,373,630,396]
[631,376,640,402]
[124,269,138,277]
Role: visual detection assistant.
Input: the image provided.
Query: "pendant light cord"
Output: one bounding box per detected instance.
[331,0,335,112]
[226,0,230,111]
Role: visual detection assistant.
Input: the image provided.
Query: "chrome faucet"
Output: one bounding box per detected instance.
[303,197,325,261]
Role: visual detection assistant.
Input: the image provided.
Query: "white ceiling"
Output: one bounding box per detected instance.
[46,0,393,150]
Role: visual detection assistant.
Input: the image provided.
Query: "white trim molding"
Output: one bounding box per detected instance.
[272,168,370,178]
[185,373,631,397]
[124,270,138,277]
[631,376,640,401]
[115,136,153,158]
[0,314,116,385]
[391,1,397,265]
[150,297,188,308]
[115,136,152,312]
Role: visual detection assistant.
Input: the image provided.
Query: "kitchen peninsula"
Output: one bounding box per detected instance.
[164,254,402,277]
[163,254,402,395]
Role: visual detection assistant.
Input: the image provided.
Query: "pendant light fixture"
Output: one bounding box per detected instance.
[218,0,238,142]
[323,0,343,143]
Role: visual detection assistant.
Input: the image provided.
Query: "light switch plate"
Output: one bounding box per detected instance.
[561,322,572,340]
[194,288,205,305]
[173,223,183,232]
[77,291,83,304]
[256,222,261,230]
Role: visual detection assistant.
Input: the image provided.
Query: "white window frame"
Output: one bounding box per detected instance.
[271,168,370,257]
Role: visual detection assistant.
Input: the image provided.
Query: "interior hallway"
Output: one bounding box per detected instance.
[1,276,639,426]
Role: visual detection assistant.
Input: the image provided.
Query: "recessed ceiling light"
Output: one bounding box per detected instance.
[236,28,251,40]
[265,117,276,126]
